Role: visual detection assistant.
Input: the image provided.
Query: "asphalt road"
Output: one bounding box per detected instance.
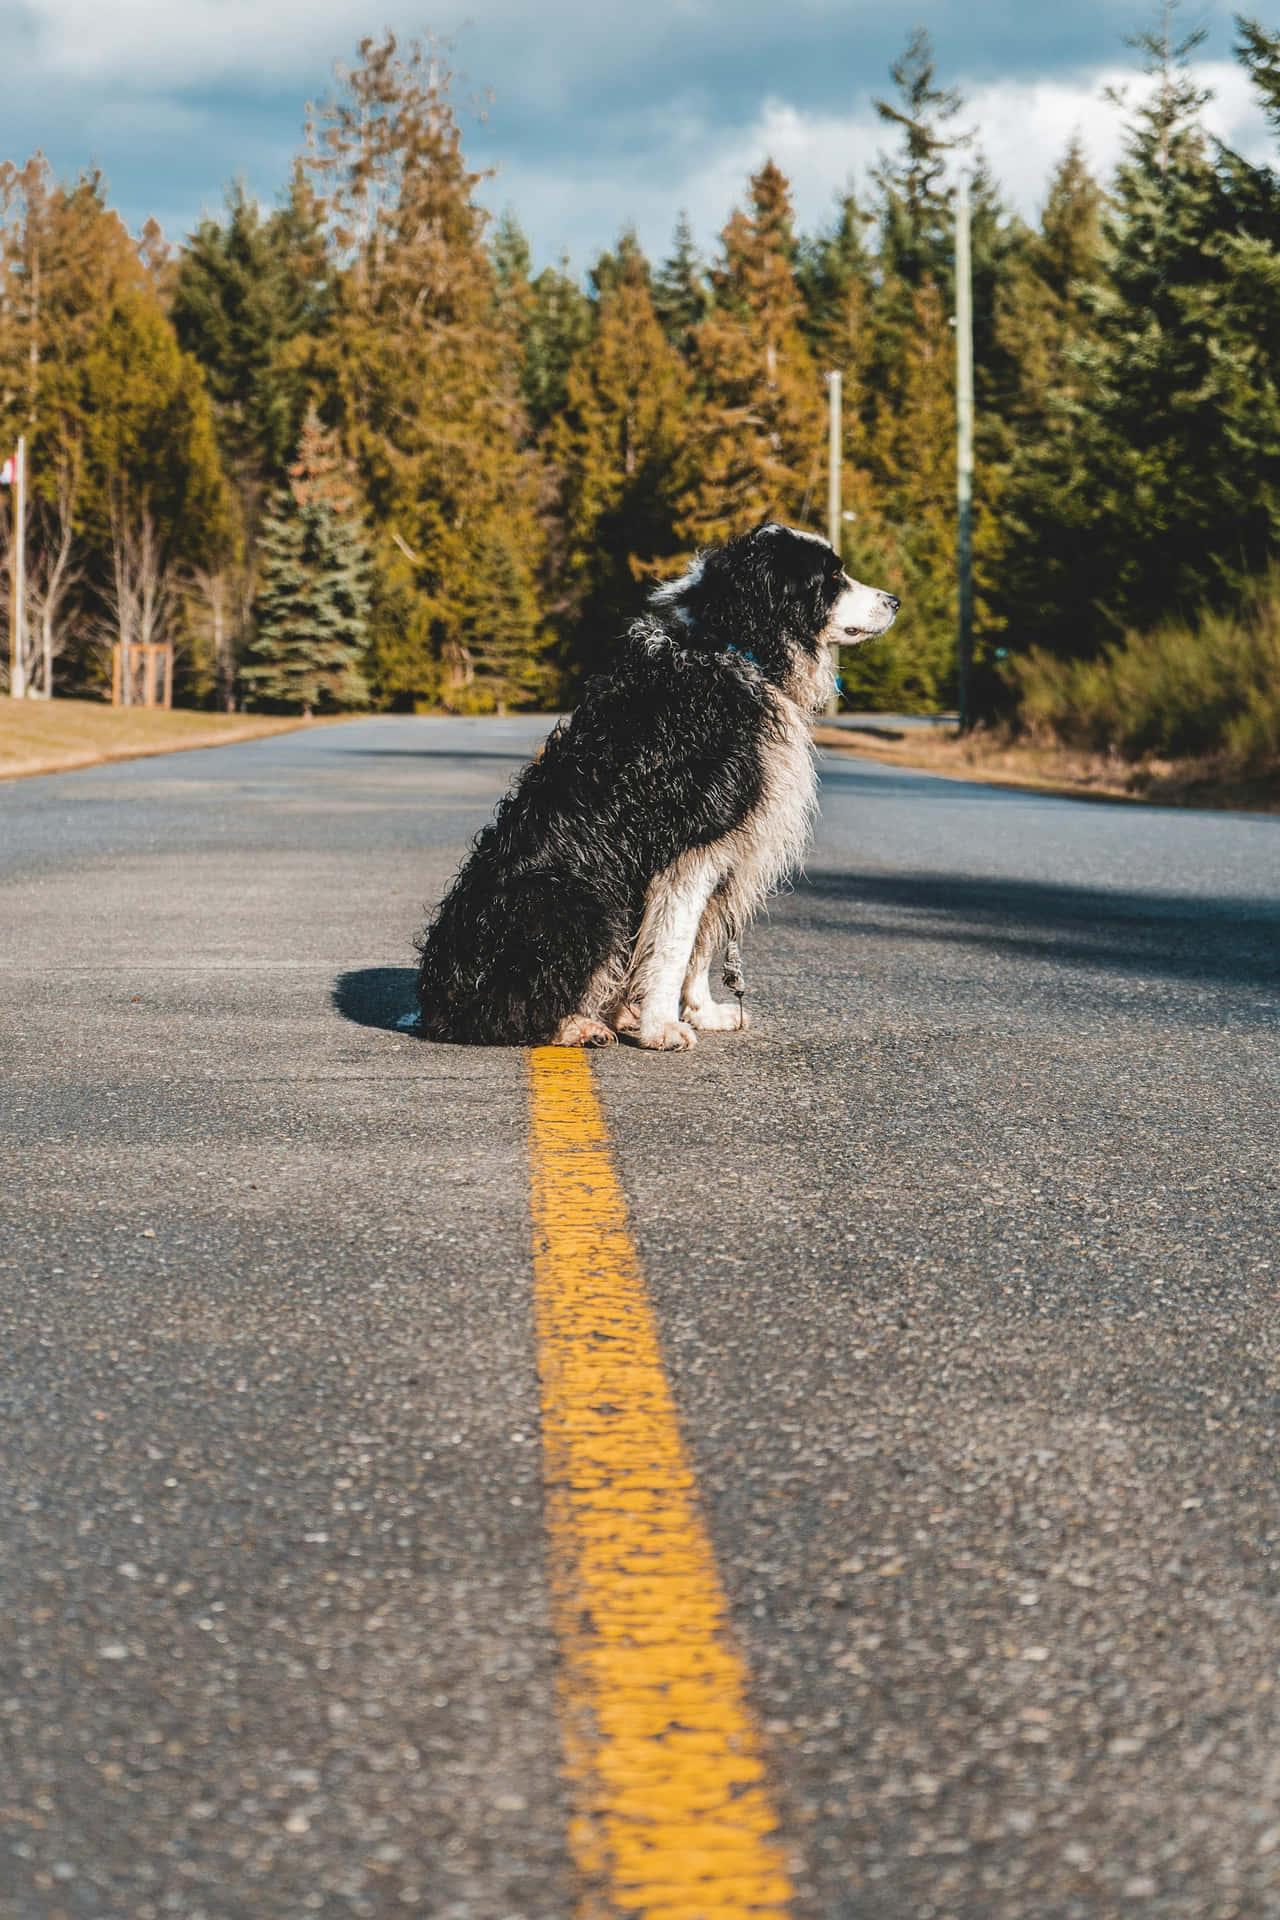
[2,714,1279,1920]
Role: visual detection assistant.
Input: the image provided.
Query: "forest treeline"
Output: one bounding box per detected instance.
[1,10,1279,753]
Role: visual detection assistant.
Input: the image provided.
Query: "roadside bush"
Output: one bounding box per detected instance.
[1011,568,1280,767]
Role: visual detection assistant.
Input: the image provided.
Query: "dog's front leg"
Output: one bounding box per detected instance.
[627,854,719,1051]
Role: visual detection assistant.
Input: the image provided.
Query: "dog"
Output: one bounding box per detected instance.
[414,523,899,1049]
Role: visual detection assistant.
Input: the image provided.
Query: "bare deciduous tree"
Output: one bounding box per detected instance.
[28,450,82,697]
[100,492,175,705]
[190,564,237,712]
[1,450,82,697]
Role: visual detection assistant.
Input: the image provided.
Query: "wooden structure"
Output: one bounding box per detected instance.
[112,641,173,709]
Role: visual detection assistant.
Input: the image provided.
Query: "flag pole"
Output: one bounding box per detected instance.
[8,436,26,700]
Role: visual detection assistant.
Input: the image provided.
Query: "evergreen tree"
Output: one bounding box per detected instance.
[491,205,536,354]
[1049,3,1274,646]
[680,159,824,544]
[985,141,1108,687]
[866,28,968,434]
[794,189,888,684]
[1237,15,1280,124]
[172,168,330,496]
[520,261,594,440]
[796,190,875,369]
[242,408,370,711]
[490,211,593,440]
[966,156,1024,408]
[551,231,693,681]
[985,134,1106,457]
[844,275,958,710]
[1208,18,1280,584]
[872,29,965,297]
[308,35,551,709]
[652,213,710,350]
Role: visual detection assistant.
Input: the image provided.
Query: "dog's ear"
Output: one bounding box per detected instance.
[649,552,710,625]
[649,545,736,634]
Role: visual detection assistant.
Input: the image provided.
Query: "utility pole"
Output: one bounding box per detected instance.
[8,436,26,700]
[955,175,974,732]
[825,369,842,719]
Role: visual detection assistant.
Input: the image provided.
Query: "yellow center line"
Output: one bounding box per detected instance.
[527,1047,795,1918]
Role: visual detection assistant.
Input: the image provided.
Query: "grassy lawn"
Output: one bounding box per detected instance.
[813,721,1280,813]
[0,696,322,781]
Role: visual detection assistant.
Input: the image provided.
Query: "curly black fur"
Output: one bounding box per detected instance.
[414,523,896,1045]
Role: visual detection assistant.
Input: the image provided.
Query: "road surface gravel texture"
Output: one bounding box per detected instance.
[2,713,1279,1920]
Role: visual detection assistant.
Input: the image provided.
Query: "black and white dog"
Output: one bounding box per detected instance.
[415,523,898,1049]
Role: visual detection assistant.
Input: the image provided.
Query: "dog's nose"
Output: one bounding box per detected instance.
[884,594,900,612]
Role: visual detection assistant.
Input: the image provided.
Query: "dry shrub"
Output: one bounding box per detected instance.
[1012,569,1280,769]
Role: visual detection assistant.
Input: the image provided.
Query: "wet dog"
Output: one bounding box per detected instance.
[414,523,898,1048]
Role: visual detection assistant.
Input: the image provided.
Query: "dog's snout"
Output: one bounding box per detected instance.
[883,594,900,613]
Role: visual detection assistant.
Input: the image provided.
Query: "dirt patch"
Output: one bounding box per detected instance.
[813,723,1280,814]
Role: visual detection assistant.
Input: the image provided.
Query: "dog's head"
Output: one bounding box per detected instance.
[650,523,899,708]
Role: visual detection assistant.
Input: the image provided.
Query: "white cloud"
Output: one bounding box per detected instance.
[14,0,387,87]
[490,57,1275,270]
[1,5,1272,263]
[970,58,1273,219]
[10,0,803,95]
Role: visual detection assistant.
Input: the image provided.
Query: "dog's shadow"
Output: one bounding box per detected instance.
[332,967,419,1033]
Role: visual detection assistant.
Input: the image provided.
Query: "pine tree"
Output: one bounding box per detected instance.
[966,157,1024,409]
[551,230,693,681]
[652,214,710,350]
[307,35,551,709]
[1042,3,1273,646]
[872,29,965,297]
[865,28,968,445]
[794,190,887,666]
[985,136,1106,453]
[796,191,875,369]
[242,408,370,712]
[1237,15,1280,122]
[679,160,824,544]
[490,211,593,440]
[1208,18,1280,593]
[172,167,330,497]
[824,33,996,711]
[985,141,1108,683]
[843,275,958,710]
[491,206,536,356]
[521,261,594,440]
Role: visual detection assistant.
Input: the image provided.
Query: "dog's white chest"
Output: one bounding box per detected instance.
[731,696,819,904]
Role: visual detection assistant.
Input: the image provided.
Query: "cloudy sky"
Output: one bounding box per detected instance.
[2,1,1273,273]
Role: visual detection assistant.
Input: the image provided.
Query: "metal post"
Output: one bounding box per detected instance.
[824,370,842,719]
[9,436,26,699]
[955,177,974,732]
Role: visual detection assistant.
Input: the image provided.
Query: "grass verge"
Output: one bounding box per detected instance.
[813,722,1280,814]
[0,696,324,781]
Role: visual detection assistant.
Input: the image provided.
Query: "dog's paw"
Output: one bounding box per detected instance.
[610,1002,640,1032]
[553,1015,617,1048]
[683,999,750,1032]
[632,1019,698,1052]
